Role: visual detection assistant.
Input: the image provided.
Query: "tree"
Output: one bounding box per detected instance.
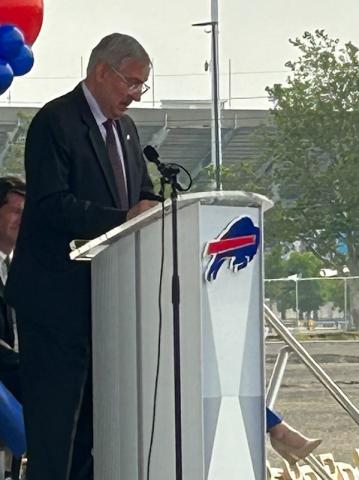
[264,245,291,318]
[264,31,359,328]
[265,251,327,321]
[1,112,32,176]
[218,30,359,328]
[286,252,323,320]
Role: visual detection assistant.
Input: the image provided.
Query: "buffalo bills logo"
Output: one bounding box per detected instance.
[204,216,260,281]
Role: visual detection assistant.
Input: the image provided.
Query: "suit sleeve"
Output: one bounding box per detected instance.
[25,107,127,239]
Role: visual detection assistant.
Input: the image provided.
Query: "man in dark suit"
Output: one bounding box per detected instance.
[0,176,25,402]
[5,33,158,480]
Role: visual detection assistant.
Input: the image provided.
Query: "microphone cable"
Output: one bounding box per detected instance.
[144,146,192,478]
[146,181,166,480]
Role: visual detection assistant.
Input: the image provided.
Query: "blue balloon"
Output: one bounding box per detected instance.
[0,25,25,62]
[0,59,14,95]
[9,44,34,76]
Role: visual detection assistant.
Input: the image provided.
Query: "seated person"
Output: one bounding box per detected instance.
[0,176,26,402]
[267,407,321,463]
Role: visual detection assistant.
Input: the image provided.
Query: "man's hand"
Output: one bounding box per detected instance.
[126,200,158,221]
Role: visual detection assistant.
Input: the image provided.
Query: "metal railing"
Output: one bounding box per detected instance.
[265,276,359,330]
[265,304,359,480]
[265,304,359,425]
[266,345,292,410]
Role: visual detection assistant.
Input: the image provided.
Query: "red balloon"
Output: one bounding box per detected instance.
[0,0,44,45]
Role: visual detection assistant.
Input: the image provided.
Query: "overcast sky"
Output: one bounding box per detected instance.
[2,0,359,109]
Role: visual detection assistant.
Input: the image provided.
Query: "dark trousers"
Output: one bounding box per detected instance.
[69,371,93,480]
[0,366,21,403]
[266,407,282,431]
[16,310,93,480]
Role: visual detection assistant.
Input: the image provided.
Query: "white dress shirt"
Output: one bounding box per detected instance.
[81,82,128,194]
[0,249,11,285]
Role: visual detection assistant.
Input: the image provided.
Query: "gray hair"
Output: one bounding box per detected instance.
[87,33,150,74]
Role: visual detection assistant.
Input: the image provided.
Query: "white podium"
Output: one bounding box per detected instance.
[70,191,273,480]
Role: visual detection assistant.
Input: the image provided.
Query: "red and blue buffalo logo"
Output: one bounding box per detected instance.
[204,216,260,281]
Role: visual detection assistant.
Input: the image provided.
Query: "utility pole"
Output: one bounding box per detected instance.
[228,58,232,108]
[193,0,222,190]
[151,58,155,108]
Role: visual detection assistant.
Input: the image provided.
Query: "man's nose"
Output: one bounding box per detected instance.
[129,90,142,102]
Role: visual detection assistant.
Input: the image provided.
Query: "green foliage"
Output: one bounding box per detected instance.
[1,112,32,176]
[263,29,359,327]
[320,278,345,312]
[1,143,26,175]
[264,30,359,277]
[207,30,359,326]
[286,251,322,277]
[265,250,327,318]
[287,252,323,315]
[147,162,163,196]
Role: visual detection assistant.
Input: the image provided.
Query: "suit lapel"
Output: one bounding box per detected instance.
[88,125,121,208]
[73,84,121,208]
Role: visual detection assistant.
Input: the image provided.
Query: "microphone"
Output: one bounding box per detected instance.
[143,145,190,193]
[143,145,160,166]
[143,145,180,178]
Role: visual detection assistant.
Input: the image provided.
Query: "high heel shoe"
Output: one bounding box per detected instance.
[271,437,322,464]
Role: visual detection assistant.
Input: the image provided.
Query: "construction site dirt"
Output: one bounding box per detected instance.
[265,340,359,467]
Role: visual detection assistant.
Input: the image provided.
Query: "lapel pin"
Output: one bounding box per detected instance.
[126,134,131,141]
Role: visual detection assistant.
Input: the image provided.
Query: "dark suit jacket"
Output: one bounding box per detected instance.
[6,83,154,338]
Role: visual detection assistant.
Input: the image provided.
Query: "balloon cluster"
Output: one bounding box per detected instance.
[0,0,44,96]
[0,24,34,95]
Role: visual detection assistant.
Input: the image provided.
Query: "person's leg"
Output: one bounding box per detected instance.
[269,421,318,446]
[69,368,93,480]
[0,367,21,402]
[17,313,90,480]
[266,407,282,431]
[267,408,321,463]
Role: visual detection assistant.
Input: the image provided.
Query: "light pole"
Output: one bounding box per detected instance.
[295,277,299,325]
[193,0,222,191]
[342,266,350,330]
[287,274,300,326]
[344,277,348,330]
[320,267,352,330]
[151,57,155,108]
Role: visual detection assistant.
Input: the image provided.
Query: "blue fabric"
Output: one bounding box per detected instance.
[266,406,282,432]
[0,380,26,457]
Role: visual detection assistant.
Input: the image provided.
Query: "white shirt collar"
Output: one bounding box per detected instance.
[81,81,107,129]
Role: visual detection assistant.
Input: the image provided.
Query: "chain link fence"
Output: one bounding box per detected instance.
[265,276,359,332]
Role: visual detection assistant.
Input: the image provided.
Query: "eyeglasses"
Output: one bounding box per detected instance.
[111,65,150,96]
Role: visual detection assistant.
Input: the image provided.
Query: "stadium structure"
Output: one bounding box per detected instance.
[0,102,269,185]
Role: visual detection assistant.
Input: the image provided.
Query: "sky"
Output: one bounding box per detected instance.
[2,0,359,109]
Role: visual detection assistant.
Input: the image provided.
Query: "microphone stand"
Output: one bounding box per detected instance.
[157,162,183,480]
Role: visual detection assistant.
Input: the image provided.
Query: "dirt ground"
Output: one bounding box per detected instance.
[265,340,359,467]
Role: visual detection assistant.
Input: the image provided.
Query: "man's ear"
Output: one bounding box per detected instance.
[94,62,108,83]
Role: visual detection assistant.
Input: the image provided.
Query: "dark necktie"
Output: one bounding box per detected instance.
[4,254,10,272]
[103,119,129,210]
